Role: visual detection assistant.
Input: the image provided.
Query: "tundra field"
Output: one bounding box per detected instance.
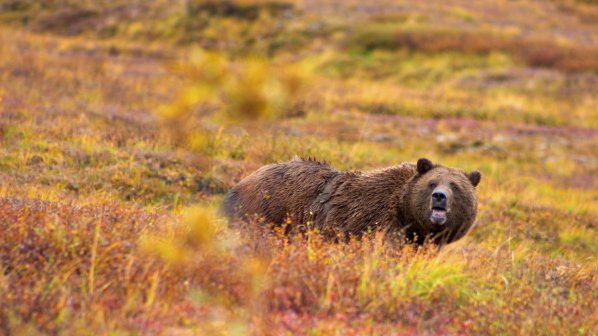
[0,0,597,335]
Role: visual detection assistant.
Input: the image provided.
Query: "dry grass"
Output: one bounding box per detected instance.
[0,0,597,334]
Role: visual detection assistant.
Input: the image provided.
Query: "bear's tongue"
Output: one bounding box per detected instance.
[432,209,446,217]
[431,209,447,224]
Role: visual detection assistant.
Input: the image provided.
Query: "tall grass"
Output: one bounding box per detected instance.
[0,0,597,334]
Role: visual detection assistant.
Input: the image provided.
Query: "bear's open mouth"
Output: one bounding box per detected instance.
[430,206,447,225]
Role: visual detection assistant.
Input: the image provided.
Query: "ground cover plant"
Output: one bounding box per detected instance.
[0,0,597,334]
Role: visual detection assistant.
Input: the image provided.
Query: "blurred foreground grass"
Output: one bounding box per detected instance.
[0,0,597,334]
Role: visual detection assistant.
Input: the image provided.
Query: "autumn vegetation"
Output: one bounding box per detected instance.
[0,0,596,334]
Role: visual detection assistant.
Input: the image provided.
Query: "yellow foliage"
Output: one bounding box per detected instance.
[158,49,314,154]
[140,235,187,264]
[184,206,221,247]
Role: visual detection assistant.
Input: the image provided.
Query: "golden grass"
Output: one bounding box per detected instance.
[0,0,597,334]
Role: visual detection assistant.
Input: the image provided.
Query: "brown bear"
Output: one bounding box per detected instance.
[222,157,481,245]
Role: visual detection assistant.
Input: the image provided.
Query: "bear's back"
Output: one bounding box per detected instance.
[223,158,340,225]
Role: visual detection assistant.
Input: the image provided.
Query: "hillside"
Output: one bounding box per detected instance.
[0,0,596,334]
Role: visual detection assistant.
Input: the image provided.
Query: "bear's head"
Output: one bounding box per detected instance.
[406,158,481,244]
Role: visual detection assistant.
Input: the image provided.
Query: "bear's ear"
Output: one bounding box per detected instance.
[469,171,481,187]
[417,158,433,175]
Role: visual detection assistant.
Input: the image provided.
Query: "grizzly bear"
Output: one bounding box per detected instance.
[222,157,481,245]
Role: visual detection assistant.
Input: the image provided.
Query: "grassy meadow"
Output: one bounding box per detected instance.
[0,0,597,334]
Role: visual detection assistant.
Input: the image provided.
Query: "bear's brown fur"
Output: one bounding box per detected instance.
[222,157,481,245]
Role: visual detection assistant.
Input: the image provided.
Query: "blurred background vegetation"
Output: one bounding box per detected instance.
[0,0,596,334]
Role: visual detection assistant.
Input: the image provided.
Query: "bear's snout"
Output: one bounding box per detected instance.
[430,187,450,225]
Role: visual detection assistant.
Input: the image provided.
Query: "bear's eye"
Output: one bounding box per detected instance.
[428,182,437,189]
[450,182,460,192]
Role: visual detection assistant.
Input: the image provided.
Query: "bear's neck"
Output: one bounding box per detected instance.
[362,164,417,228]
